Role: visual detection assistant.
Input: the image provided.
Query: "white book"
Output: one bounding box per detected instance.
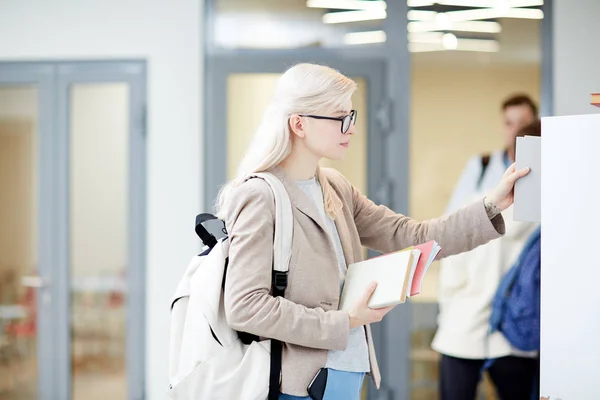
[514,135,541,222]
[339,248,417,311]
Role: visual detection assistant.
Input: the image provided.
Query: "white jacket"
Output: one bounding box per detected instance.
[431,151,538,359]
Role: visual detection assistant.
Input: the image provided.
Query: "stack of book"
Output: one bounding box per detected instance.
[339,240,441,310]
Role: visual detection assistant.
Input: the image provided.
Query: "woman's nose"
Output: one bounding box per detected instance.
[346,122,356,135]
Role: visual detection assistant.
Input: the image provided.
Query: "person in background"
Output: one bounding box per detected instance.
[432,95,540,400]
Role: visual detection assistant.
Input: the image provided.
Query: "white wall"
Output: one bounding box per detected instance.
[0,1,203,398]
[553,0,600,116]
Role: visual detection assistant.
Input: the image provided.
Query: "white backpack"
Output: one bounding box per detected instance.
[168,172,294,400]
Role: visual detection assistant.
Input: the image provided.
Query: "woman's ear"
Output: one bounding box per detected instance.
[289,115,306,139]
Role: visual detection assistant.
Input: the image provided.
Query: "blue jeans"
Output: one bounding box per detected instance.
[278,369,366,400]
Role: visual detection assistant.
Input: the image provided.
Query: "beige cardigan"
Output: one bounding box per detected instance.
[223,166,505,396]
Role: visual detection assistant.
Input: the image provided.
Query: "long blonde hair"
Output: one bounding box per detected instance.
[215,63,357,219]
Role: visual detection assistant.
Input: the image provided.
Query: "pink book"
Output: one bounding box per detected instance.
[409,240,441,296]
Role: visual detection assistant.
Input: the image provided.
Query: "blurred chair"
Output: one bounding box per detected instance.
[4,286,36,357]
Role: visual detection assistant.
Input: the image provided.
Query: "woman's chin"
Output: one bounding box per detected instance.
[324,153,346,162]
[324,148,349,162]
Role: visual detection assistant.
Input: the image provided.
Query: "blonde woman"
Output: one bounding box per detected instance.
[216,63,529,400]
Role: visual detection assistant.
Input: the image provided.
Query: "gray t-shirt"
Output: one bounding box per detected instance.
[295,177,370,373]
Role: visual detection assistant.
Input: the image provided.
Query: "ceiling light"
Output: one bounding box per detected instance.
[306,0,387,11]
[435,0,485,5]
[494,0,511,14]
[434,7,543,22]
[407,20,502,33]
[344,30,387,45]
[442,33,458,49]
[408,8,542,23]
[408,40,500,52]
[408,0,543,7]
[509,0,543,7]
[435,12,452,29]
[408,33,499,52]
[323,9,387,23]
[408,0,434,6]
[444,8,501,21]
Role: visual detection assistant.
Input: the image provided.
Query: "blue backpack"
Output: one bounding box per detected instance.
[488,226,541,352]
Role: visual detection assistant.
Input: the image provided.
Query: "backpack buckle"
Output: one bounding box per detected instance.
[272,271,288,294]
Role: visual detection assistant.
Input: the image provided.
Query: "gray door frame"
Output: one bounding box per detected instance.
[204,52,411,399]
[203,1,412,398]
[541,0,554,117]
[0,60,147,400]
[56,61,147,400]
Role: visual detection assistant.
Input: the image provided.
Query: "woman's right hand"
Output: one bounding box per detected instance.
[348,282,396,329]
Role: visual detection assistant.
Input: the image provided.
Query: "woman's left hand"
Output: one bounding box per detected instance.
[486,162,530,212]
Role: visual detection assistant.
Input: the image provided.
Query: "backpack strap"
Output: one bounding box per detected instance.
[195,213,219,249]
[245,172,293,400]
[477,153,491,190]
[249,173,293,278]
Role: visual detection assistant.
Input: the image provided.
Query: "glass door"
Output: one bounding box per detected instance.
[0,61,146,400]
[204,55,388,398]
[0,64,55,400]
[0,80,41,400]
[56,62,147,400]
[204,3,413,398]
[67,82,130,400]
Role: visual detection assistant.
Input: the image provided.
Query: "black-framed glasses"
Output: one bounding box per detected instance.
[299,109,357,134]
